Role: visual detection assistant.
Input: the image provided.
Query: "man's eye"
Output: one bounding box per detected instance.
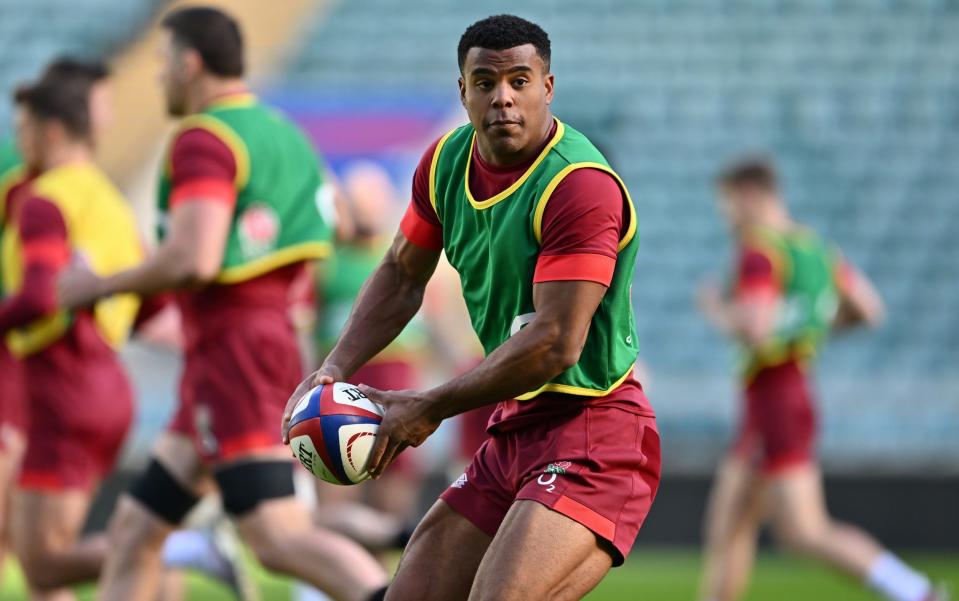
[514,78,529,87]
[477,81,492,90]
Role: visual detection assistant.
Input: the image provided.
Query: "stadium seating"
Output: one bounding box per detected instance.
[0,0,162,132]
[285,0,959,471]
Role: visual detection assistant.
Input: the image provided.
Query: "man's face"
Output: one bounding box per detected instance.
[159,31,192,117]
[718,184,774,233]
[14,106,44,172]
[459,44,554,159]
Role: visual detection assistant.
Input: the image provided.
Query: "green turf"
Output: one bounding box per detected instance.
[2,550,956,600]
[587,550,958,600]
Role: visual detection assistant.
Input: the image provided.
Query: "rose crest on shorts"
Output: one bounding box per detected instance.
[544,461,572,475]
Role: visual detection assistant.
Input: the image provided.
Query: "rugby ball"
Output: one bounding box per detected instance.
[288,382,383,485]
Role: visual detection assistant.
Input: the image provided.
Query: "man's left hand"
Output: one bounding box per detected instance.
[359,385,442,479]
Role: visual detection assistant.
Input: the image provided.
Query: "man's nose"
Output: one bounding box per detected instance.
[491,80,514,109]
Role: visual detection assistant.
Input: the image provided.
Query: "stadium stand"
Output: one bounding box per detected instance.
[0,0,163,131]
[284,0,959,473]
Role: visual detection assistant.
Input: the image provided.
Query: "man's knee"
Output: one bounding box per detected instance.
[106,495,172,558]
[240,516,291,573]
[18,551,67,591]
[217,459,298,572]
[13,517,73,590]
[773,520,828,556]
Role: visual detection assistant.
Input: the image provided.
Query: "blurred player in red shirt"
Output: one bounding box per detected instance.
[697,159,942,601]
[0,59,113,586]
[60,7,386,601]
[2,68,143,598]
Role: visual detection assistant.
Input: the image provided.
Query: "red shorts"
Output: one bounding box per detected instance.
[0,344,26,450]
[18,331,134,491]
[170,313,302,463]
[733,359,817,474]
[441,406,661,566]
[458,404,496,461]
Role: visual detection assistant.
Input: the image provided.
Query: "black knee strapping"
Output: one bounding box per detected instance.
[214,460,295,517]
[129,459,200,526]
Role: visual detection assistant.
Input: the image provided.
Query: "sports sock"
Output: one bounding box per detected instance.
[162,530,233,583]
[292,582,334,601]
[865,552,932,601]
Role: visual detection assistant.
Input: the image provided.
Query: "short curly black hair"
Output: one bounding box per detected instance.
[457,15,551,73]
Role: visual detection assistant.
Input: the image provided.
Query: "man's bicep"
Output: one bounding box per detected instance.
[167,199,233,274]
[392,229,441,286]
[532,280,607,332]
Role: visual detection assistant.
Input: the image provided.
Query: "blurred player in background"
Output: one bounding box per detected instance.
[0,58,113,586]
[0,128,26,589]
[2,67,143,600]
[0,57,250,601]
[697,159,944,601]
[423,263,492,475]
[59,7,387,601]
[283,14,660,600]
[309,161,426,548]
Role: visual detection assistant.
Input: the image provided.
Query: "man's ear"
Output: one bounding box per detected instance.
[44,120,65,149]
[458,76,466,108]
[544,73,554,105]
[182,47,204,80]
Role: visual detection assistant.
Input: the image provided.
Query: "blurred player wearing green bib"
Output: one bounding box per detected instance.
[58,7,387,601]
[697,159,944,601]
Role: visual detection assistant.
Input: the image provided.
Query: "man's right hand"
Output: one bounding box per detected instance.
[280,364,344,445]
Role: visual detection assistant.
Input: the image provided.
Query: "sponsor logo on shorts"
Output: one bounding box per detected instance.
[545,461,571,475]
[537,461,572,492]
[451,473,468,489]
[195,403,218,456]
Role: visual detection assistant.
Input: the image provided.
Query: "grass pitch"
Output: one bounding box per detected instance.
[2,549,956,600]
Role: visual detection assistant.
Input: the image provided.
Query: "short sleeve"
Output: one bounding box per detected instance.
[735,246,780,298]
[168,127,238,208]
[533,169,625,286]
[19,195,70,268]
[400,136,443,251]
[0,195,66,332]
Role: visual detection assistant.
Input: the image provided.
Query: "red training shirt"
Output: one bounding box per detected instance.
[0,188,120,391]
[167,125,304,350]
[400,124,654,431]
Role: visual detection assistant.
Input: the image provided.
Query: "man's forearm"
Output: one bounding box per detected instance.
[100,245,203,298]
[423,319,575,421]
[0,291,54,334]
[0,266,60,334]
[324,257,428,379]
